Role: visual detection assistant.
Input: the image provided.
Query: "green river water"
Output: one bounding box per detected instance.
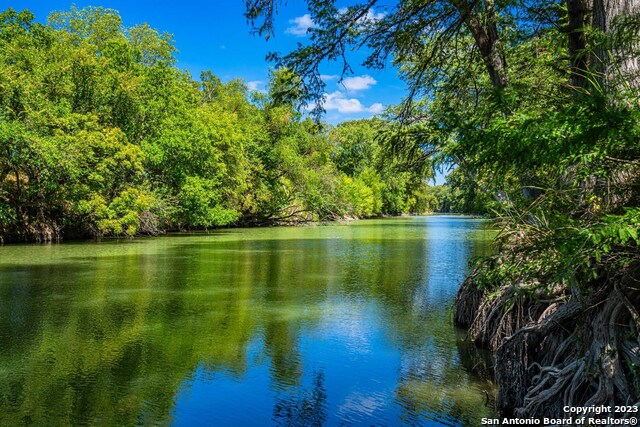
[0,216,496,426]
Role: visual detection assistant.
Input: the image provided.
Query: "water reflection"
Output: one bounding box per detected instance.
[0,216,495,426]
[273,370,327,427]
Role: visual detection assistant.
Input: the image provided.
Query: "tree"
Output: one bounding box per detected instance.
[245,0,640,419]
[246,0,511,111]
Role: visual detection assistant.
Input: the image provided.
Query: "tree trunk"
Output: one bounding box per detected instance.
[566,0,590,89]
[593,0,640,88]
[568,0,640,90]
[455,0,508,90]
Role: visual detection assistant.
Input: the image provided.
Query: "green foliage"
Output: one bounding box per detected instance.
[425,170,493,214]
[178,177,240,228]
[466,92,640,294]
[0,7,435,241]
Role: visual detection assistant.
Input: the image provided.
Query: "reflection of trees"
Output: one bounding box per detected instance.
[388,221,496,427]
[331,219,497,426]
[0,219,496,426]
[455,329,495,382]
[391,314,498,426]
[0,236,332,425]
[0,243,245,425]
[273,370,327,427]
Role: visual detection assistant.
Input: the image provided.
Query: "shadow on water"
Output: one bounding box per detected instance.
[0,217,496,426]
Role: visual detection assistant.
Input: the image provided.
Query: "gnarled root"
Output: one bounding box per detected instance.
[469,284,551,351]
[454,272,554,351]
[457,264,640,421]
[495,296,586,414]
[454,275,487,328]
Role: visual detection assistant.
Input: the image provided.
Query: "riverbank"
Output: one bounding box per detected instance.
[0,212,487,245]
[454,225,640,419]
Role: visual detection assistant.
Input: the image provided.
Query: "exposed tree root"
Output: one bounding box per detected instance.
[454,273,487,328]
[2,221,63,243]
[455,264,640,421]
[470,284,551,351]
[455,278,552,351]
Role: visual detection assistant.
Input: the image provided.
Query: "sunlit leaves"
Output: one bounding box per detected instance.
[0,5,438,241]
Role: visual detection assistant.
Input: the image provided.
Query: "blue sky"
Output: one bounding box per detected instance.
[2,1,408,125]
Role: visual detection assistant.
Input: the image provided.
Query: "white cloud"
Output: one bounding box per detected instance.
[324,91,364,113]
[368,103,384,114]
[320,74,339,81]
[285,14,315,37]
[365,9,386,22]
[337,8,386,23]
[246,81,263,92]
[287,8,384,39]
[341,75,377,91]
[310,91,383,115]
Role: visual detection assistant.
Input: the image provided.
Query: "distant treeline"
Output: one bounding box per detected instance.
[0,7,481,243]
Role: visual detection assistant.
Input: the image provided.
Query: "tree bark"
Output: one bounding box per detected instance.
[455,0,509,90]
[592,0,640,88]
[567,0,640,90]
[566,0,590,89]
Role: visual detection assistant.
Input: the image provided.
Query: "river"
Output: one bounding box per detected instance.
[0,216,496,426]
